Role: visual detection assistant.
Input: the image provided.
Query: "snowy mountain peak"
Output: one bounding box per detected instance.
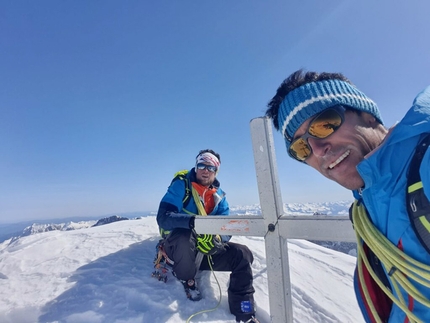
[92,215,129,227]
[9,221,96,244]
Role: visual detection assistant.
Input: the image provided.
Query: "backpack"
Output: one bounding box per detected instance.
[170,169,192,209]
[158,170,193,238]
[406,133,430,253]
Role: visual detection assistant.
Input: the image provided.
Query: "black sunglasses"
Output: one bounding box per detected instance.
[196,163,218,173]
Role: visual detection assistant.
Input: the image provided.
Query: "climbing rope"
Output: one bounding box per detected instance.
[352,201,430,323]
[184,187,223,322]
[185,255,223,323]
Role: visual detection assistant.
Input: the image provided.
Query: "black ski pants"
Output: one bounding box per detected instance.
[163,228,256,318]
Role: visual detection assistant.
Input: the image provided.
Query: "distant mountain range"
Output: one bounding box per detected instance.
[231,200,352,216]
[1,201,356,255]
[7,215,132,244]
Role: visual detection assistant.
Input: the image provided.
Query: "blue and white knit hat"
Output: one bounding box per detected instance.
[278,79,383,151]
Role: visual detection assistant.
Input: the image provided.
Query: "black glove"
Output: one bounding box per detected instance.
[189,216,196,229]
[196,234,226,255]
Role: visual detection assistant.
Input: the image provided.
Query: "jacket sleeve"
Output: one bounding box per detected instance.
[156,179,195,231]
[217,197,230,216]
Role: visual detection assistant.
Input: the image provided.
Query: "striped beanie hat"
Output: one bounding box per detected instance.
[278,79,383,151]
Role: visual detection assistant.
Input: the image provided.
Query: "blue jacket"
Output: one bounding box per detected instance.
[353,86,430,322]
[156,168,230,240]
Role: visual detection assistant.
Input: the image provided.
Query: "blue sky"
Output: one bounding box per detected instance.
[1,1,430,223]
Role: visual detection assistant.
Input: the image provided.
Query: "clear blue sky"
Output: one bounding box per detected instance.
[1,1,430,223]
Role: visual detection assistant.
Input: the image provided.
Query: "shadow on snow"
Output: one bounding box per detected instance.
[37,237,268,323]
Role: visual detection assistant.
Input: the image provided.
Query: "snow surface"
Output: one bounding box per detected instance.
[0,215,363,323]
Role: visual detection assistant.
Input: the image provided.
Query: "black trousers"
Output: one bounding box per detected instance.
[163,228,256,319]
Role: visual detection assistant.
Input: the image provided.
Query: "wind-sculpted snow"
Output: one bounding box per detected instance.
[0,217,363,323]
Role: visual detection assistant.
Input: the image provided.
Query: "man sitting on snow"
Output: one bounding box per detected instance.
[156,149,260,323]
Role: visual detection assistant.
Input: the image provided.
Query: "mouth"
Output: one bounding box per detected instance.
[328,150,350,169]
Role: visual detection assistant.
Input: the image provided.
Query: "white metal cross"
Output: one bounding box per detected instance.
[194,117,356,323]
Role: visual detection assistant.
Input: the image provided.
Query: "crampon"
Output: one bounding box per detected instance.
[152,239,174,283]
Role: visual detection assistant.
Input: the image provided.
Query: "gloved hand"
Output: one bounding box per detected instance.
[196,234,226,255]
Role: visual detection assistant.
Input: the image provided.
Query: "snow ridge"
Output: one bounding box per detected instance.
[0,216,363,323]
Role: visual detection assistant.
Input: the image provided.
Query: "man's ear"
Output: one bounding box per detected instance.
[361,112,378,127]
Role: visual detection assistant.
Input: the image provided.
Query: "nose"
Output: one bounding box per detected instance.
[307,137,330,158]
[201,167,210,173]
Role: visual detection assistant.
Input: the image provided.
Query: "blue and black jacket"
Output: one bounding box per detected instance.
[353,86,430,322]
[156,168,230,240]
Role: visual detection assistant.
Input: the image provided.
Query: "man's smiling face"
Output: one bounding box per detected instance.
[295,109,383,190]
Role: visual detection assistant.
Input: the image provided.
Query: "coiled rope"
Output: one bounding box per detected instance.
[352,201,430,323]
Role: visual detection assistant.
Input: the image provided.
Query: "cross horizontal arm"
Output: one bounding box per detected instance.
[194,215,356,242]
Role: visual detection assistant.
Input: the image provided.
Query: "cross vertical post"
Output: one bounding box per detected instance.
[249,116,294,323]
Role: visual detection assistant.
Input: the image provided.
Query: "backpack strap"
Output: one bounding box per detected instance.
[159,170,193,238]
[407,133,430,254]
[171,170,192,209]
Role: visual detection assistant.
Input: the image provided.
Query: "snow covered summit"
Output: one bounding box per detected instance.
[0,214,362,323]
